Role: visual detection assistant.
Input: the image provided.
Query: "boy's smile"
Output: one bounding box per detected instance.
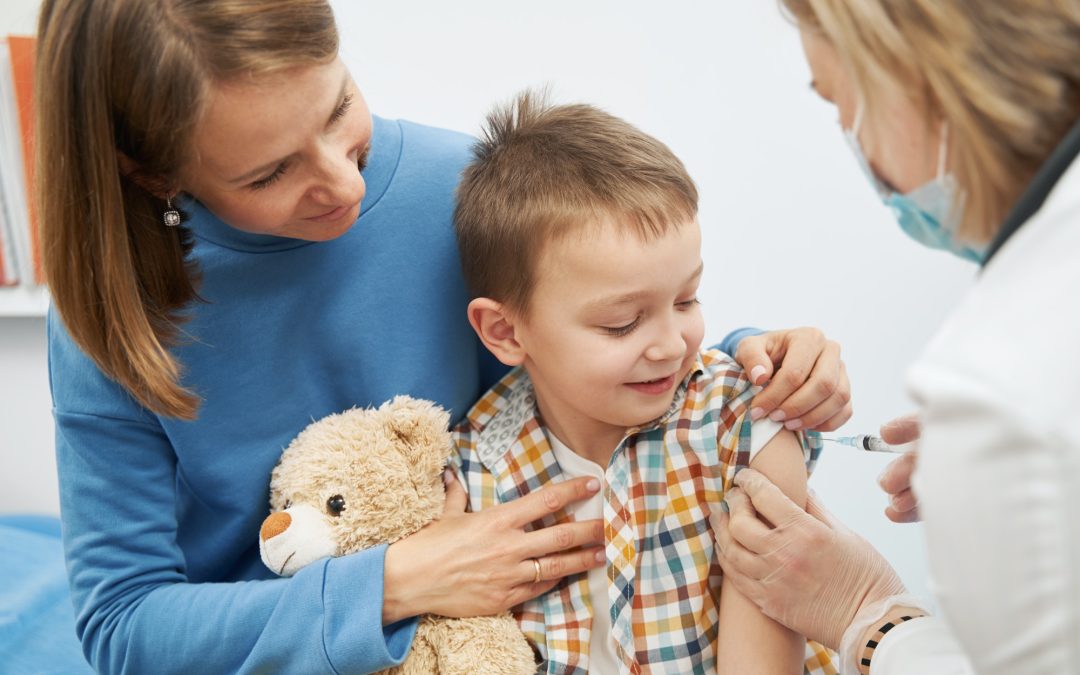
[511,218,705,466]
[625,373,678,395]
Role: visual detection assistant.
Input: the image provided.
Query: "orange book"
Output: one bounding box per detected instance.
[7,35,39,283]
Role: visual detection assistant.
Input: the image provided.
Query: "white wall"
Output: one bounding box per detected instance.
[0,0,982,605]
[0,318,52,512]
[0,1,54,513]
[0,2,36,34]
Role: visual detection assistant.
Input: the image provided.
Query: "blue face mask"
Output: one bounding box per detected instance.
[844,108,986,263]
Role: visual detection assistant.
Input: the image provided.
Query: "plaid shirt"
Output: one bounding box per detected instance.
[451,348,837,674]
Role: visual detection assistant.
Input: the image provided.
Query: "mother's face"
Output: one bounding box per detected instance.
[180,57,372,241]
[800,29,944,196]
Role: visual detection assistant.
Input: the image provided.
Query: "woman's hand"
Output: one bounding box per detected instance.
[879,414,921,523]
[382,474,605,623]
[710,469,905,650]
[734,327,852,432]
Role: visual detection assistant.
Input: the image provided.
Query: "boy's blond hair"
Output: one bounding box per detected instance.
[454,90,698,315]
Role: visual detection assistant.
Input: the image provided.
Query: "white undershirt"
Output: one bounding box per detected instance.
[547,418,783,673]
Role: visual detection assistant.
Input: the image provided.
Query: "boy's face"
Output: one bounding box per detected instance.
[515,218,705,443]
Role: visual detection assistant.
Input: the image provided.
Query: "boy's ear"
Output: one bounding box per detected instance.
[468,297,526,367]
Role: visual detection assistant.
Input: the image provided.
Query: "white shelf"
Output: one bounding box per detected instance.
[0,284,48,317]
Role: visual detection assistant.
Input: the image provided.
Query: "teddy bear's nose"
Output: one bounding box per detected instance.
[260,512,292,542]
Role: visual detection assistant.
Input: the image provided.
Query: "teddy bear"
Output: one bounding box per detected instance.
[258,396,537,675]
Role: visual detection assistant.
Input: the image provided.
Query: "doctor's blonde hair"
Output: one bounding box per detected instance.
[781,0,1080,244]
[36,0,338,420]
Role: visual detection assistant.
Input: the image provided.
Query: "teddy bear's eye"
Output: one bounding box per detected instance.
[282,499,292,510]
[326,494,346,517]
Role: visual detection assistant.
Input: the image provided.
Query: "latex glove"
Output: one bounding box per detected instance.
[711,468,906,650]
[734,327,852,432]
[879,413,921,523]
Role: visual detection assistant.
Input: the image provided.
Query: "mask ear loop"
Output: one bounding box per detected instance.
[850,103,865,138]
[935,121,966,232]
[936,122,950,180]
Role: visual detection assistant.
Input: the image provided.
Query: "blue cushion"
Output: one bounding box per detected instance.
[0,514,93,674]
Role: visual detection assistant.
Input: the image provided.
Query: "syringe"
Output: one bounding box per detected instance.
[823,434,906,454]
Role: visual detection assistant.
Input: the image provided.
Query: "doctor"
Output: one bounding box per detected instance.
[712,1,1080,673]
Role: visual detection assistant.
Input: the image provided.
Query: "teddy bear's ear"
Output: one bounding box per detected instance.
[383,396,452,460]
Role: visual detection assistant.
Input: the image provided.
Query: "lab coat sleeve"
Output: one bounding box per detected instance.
[895,363,1078,674]
[870,616,973,675]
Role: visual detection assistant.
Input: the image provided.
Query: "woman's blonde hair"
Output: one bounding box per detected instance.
[36,0,338,419]
[781,0,1080,243]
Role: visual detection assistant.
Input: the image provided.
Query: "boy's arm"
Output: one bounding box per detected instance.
[716,429,808,674]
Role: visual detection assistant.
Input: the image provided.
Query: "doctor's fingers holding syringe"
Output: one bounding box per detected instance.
[877,413,922,524]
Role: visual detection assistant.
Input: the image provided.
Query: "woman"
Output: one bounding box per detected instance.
[713,1,1080,673]
[33,0,853,672]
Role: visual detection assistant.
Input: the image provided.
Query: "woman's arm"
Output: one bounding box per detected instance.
[55,409,413,675]
[716,430,808,674]
[57,410,604,674]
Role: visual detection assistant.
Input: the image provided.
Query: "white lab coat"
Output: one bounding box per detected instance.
[869,152,1080,673]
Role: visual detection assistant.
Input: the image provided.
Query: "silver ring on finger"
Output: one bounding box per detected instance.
[531,558,542,584]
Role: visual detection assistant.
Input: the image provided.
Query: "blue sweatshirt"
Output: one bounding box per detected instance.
[49,117,505,674]
[49,116,757,674]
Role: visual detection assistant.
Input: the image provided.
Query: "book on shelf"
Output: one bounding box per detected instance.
[0,176,17,286]
[0,34,39,288]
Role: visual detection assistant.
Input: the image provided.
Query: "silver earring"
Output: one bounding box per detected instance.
[163,195,181,227]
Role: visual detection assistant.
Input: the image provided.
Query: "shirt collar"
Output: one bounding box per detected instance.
[467,356,708,475]
[983,115,1080,265]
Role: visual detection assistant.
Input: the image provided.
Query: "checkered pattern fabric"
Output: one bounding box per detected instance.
[451,348,837,674]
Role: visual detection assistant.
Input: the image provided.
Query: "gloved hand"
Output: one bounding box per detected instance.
[879,413,921,523]
[711,468,907,650]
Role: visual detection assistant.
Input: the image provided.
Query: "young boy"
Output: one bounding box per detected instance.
[451,91,836,674]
